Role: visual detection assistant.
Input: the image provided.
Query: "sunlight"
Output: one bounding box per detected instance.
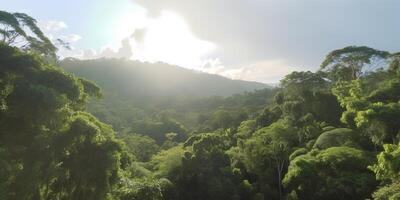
[139,11,215,68]
[115,10,216,68]
[112,8,147,40]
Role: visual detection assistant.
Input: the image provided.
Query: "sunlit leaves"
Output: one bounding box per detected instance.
[369,144,400,181]
[284,147,376,200]
[369,144,400,200]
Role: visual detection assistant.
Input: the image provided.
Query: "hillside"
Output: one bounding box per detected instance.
[60,58,275,131]
[61,58,269,99]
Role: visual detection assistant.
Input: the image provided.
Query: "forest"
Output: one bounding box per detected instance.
[1,10,400,200]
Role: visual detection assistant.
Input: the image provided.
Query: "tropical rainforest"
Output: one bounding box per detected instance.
[1,10,400,200]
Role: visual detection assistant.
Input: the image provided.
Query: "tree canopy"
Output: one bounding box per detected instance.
[0,10,57,59]
[2,10,400,200]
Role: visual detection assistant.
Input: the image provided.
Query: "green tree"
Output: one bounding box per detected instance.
[167,132,244,200]
[131,117,187,145]
[211,109,234,129]
[0,42,123,200]
[388,52,400,75]
[280,71,328,95]
[279,71,342,126]
[120,133,160,162]
[113,177,163,200]
[313,128,371,150]
[241,120,299,200]
[150,145,185,178]
[0,10,57,59]
[333,74,400,145]
[320,46,389,81]
[369,144,400,200]
[283,147,376,200]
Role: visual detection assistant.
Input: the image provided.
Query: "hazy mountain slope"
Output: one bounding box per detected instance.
[61,58,269,99]
[60,58,274,131]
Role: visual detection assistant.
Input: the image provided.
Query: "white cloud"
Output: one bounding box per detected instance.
[57,49,84,59]
[38,11,297,84]
[38,20,67,33]
[82,49,96,58]
[132,0,400,83]
[80,11,215,69]
[80,37,134,59]
[200,59,302,83]
[61,34,82,42]
[36,20,84,58]
[99,37,133,59]
[131,11,215,68]
[200,58,227,75]
[73,9,297,83]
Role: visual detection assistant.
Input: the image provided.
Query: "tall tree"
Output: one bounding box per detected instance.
[240,120,299,200]
[333,73,400,145]
[0,42,123,200]
[0,10,57,59]
[167,132,245,200]
[320,46,389,81]
[284,147,376,200]
[388,52,400,74]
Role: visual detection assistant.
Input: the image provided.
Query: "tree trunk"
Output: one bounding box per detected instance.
[276,160,285,200]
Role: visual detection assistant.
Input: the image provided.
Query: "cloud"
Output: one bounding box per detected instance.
[38,20,68,32]
[71,8,295,83]
[101,37,133,59]
[132,0,307,66]
[132,28,147,44]
[132,0,400,72]
[38,20,83,56]
[129,0,328,83]
[88,11,215,67]
[226,61,304,84]
[81,37,133,59]
[82,49,96,58]
[130,11,215,68]
[61,34,82,42]
[201,59,302,83]
[200,58,226,75]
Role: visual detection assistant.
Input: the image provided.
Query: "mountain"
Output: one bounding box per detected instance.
[60,58,274,131]
[60,58,269,99]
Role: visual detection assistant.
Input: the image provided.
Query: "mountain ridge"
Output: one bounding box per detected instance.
[60,58,270,99]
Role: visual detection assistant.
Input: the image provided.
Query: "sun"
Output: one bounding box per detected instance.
[114,9,216,68]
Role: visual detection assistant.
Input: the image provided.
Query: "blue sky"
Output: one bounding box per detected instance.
[3,0,141,49]
[3,0,400,83]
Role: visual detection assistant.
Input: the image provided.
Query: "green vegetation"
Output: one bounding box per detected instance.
[1,10,400,200]
[60,58,274,133]
[0,40,122,199]
[283,147,376,200]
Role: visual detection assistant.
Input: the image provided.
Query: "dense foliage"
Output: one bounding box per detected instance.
[2,10,400,200]
[0,42,123,199]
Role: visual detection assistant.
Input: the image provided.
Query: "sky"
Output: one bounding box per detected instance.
[2,0,400,83]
